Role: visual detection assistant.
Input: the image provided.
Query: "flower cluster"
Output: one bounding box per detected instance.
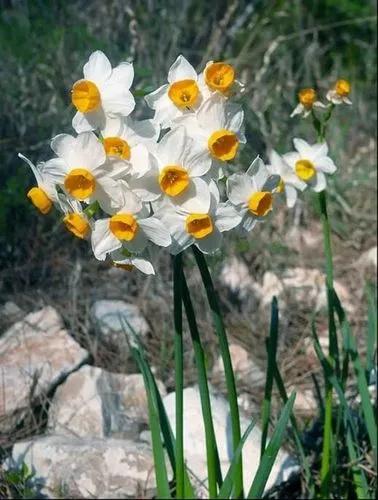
[20,51,349,275]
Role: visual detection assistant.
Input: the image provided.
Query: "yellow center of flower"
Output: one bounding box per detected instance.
[71,80,101,113]
[64,169,96,200]
[276,179,285,193]
[248,192,273,217]
[298,88,316,109]
[63,213,90,239]
[168,80,199,108]
[159,165,189,197]
[335,79,351,97]
[208,129,239,161]
[295,159,316,181]
[109,214,139,241]
[113,262,134,272]
[185,213,214,239]
[27,187,53,215]
[205,62,235,93]
[103,137,131,160]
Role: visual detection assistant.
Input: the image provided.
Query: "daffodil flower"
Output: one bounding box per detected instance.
[284,138,337,192]
[91,194,171,261]
[71,51,135,133]
[46,131,124,213]
[110,248,155,275]
[129,127,212,212]
[326,79,352,105]
[100,115,159,179]
[58,195,92,240]
[145,55,202,129]
[174,93,245,179]
[18,153,58,215]
[227,157,280,231]
[290,88,327,118]
[198,60,244,100]
[156,181,241,255]
[266,150,307,208]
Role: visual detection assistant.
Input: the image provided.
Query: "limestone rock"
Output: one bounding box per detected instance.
[163,386,298,494]
[212,343,265,387]
[357,246,377,269]
[11,435,157,499]
[220,257,255,300]
[48,365,166,438]
[0,301,25,326]
[91,300,149,354]
[0,306,88,434]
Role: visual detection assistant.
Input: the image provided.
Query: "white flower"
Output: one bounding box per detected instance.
[91,194,171,261]
[290,88,327,118]
[71,51,135,133]
[110,248,155,275]
[284,138,337,192]
[57,194,92,240]
[47,132,124,213]
[326,79,352,105]
[100,115,159,179]
[227,157,280,231]
[129,127,212,212]
[156,181,242,255]
[198,60,244,99]
[266,150,307,208]
[174,93,245,179]
[145,55,202,128]
[18,153,58,215]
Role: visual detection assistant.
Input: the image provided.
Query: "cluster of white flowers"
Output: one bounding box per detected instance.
[20,51,349,275]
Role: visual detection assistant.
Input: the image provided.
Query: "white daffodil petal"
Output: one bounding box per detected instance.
[167,55,197,83]
[197,94,226,131]
[215,202,242,232]
[74,132,106,170]
[129,144,151,178]
[227,173,254,206]
[316,156,337,174]
[157,127,188,166]
[109,62,134,89]
[285,184,299,208]
[95,175,124,213]
[101,84,135,116]
[312,172,327,192]
[129,168,161,202]
[184,144,211,177]
[123,229,148,253]
[242,214,257,232]
[195,228,222,255]
[18,153,43,186]
[132,257,155,275]
[139,217,171,247]
[72,109,106,133]
[92,219,121,261]
[171,177,211,213]
[43,157,68,184]
[124,118,160,144]
[50,134,76,161]
[293,138,313,157]
[83,51,112,84]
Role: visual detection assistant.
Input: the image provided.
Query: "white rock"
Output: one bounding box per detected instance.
[357,246,377,269]
[48,365,166,438]
[0,301,24,325]
[0,306,88,433]
[91,300,149,352]
[11,435,157,498]
[291,388,317,415]
[255,268,354,314]
[163,386,298,494]
[212,344,265,387]
[220,257,255,300]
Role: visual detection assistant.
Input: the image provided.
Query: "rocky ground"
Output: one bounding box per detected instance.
[0,230,376,497]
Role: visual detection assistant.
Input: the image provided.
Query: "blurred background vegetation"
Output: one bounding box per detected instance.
[0,0,376,270]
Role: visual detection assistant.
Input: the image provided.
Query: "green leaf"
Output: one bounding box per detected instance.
[261,297,279,459]
[247,393,296,499]
[217,420,255,499]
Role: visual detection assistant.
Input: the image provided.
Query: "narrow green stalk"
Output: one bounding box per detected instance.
[173,254,185,499]
[260,298,279,460]
[317,189,339,498]
[181,267,222,497]
[192,246,243,498]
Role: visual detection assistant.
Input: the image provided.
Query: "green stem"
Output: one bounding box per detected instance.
[173,255,184,499]
[192,246,243,498]
[181,265,222,498]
